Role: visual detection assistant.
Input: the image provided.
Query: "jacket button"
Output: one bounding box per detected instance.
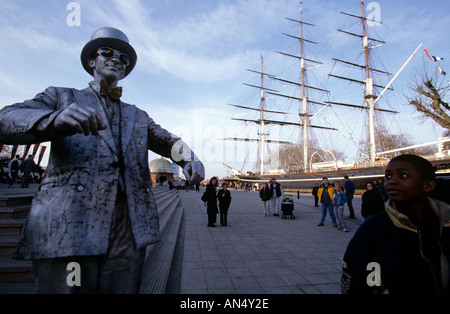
[139,140,144,145]
[77,186,84,192]
[146,188,151,193]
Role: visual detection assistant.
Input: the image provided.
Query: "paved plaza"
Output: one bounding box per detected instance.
[177,188,363,294]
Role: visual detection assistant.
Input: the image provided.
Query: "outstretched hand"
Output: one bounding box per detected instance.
[183,161,205,185]
[54,102,106,136]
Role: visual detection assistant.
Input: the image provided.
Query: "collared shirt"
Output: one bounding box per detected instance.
[89,81,125,192]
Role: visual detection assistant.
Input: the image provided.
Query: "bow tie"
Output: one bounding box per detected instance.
[100,80,122,100]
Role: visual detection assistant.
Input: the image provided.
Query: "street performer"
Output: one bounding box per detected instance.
[0,27,205,293]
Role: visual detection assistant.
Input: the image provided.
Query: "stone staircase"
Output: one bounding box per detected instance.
[139,186,184,294]
[0,194,35,293]
[0,186,184,294]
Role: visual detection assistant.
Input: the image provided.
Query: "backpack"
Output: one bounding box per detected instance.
[11,160,19,171]
[201,192,207,202]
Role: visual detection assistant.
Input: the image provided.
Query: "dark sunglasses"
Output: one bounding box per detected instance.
[96,47,130,66]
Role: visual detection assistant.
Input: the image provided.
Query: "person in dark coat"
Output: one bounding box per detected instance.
[312,183,319,207]
[260,183,271,216]
[20,155,38,188]
[205,177,219,227]
[361,182,385,219]
[217,182,232,226]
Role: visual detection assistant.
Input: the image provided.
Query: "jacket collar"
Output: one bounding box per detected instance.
[385,198,450,233]
[72,86,136,158]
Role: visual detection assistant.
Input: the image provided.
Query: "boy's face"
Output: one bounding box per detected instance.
[384,160,435,203]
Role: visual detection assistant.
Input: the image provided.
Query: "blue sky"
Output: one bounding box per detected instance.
[0,0,449,179]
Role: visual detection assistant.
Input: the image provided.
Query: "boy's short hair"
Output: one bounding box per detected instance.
[389,154,436,181]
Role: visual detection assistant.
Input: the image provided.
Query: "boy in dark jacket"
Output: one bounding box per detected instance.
[217,182,232,226]
[341,154,450,294]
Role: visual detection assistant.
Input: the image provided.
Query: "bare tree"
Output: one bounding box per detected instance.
[266,141,345,173]
[359,124,435,159]
[408,72,450,129]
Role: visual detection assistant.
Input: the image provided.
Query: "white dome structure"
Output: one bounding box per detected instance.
[149,157,173,174]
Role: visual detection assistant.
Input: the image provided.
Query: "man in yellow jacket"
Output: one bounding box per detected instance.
[317,177,338,227]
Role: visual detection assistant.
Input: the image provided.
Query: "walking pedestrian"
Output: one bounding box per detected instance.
[269,178,284,216]
[7,154,21,188]
[342,154,450,294]
[217,182,231,226]
[317,177,338,227]
[205,177,219,227]
[333,183,349,232]
[377,178,388,202]
[20,155,38,188]
[312,183,319,207]
[259,183,271,216]
[344,175,356,218]
[361,182,385,220]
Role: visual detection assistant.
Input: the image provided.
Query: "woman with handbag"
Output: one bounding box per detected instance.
[204,177,219,227]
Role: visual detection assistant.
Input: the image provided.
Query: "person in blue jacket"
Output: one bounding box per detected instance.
[333,183,348,232]
[341,154,450,294]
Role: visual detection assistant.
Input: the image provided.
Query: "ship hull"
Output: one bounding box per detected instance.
[229,157,450,192]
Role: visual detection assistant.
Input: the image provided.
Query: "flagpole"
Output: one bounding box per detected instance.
[374,43,423,106]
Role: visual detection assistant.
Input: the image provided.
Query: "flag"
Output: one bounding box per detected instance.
[32,143,40,158]
[424,47,444,62]
[37,146,47,166]
[439,67,447,75]
[10,145,19,160]
[22,144,31,159]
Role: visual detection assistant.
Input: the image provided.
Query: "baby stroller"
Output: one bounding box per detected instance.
[281,195,295,219]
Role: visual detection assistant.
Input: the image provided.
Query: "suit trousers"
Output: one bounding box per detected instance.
[32,192,145,294]
[270,197,282,215]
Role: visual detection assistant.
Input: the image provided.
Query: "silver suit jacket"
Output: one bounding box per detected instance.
[0,86,183,260]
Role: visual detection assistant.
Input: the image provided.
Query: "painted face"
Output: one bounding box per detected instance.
[89,47,127,84]
[384,160,434,203]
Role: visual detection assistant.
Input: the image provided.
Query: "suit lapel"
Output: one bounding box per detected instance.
[119,102,136,155]
[73,87,119,157]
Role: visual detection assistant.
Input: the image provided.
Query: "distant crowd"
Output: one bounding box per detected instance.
[1,154,42,188]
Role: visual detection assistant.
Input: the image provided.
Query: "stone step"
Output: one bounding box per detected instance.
[0,235,20,257]
[0,195,34,208]
[0,282,36,294]
[0,256,34,283]
[0,218,25,236]
[0,205,31,220]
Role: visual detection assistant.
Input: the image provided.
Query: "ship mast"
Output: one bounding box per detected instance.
[259,55,266,175]
[273,5,335,172]
[225,3,337,175]
[300,5,308,172]
[328,0,395,164]
[361,0,376,164]
[224,58,293,175]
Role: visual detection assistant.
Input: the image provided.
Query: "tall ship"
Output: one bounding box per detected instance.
[223,1,450,191]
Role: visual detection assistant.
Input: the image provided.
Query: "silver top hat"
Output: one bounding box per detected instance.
[81,27,137,78]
